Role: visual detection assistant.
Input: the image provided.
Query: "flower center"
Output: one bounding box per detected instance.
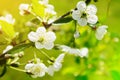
[81,13,86,18]
[38,37,44,43]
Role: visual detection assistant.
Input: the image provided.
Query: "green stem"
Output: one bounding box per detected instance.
[9,66,26,72]
[106,0,112,21]
[30,11,43,22]
[38,49,52,61]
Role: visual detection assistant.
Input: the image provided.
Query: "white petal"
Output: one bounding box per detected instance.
[44,31,56,42]
[19,4,29,11]
[0,14,15,24]
[28,32,39,42]
[77,1,86,12]
[39,0,48,5]
[45,4,56,15]
[25,63,34,71]
[19,4,30,15]
[36,27,46,34]
[72,10,81,20]
[59,45,71,52]
[86,5,97,15]
[53,62,62,71]
[69,48,80,55]
[79,48,89,57]
[3,45,13,53]
[87,15,98,24]
[95,25,108,40]
[35,42,44,49]
[43,42,54,50]
[78,18,87,26]
[47,66,55,76]
[74,31,80,38]
[55,54,65,63]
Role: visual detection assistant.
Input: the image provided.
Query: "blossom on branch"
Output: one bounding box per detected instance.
[28,27,56,50]
[72,1,98,26]
[47,53,65,76]
[25,58,48,78]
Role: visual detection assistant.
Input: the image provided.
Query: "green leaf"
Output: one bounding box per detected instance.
[75,75,88,80]
[30,18,40,25]
[93,0,98,2]
[53,17,73,24]
[7,43,33,54]
[0,66,7,77]
[85,0,91,4]
[75,56,81,64]
[0,20,15,39]
[111,70,120,80]
[31,0,45,18]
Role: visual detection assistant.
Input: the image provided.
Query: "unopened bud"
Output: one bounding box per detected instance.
[74,31,80,38]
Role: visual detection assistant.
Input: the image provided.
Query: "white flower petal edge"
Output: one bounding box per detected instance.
[86,5,97,15]
[45,4,56,15]
[39,0,49,5]
[95,25,108,40]
[78,18,87,26]
[72,10,81,20]
[3,45,13,53]
[28,27,56,50]
[78,48,89,58]
[60,45,89,57]
[36,27,46,34]
[87,15,98,24]
[28,32,39,42]
[77,1,86,12]
[47,54,65,76]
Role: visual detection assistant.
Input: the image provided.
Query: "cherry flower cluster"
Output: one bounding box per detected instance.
[0,0,108,78]
[72,1,108,40]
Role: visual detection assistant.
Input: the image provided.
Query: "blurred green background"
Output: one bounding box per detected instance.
[0,0,120,80]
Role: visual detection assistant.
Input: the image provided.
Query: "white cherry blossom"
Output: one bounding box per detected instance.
[28,27,56,50]
[0,14,15,24]
[25,58,47,78]
[60,45,89,57]
[19,4,30,16]
[95,25,108,40]
[47,54,65,76]
[72,1,98,26]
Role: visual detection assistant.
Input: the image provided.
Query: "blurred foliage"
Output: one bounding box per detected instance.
[0,0,120,80]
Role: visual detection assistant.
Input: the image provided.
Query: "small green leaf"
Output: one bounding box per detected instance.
[30,18,40,25]
[7,43,33,54]
[0,66,7,77]
[53,17,73,24]
[75,56,81,64]
[31,0,45,18]
[0,20,15,39]
[111,70,120,80]
[93,0,98,2]
[85,0,91,4]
